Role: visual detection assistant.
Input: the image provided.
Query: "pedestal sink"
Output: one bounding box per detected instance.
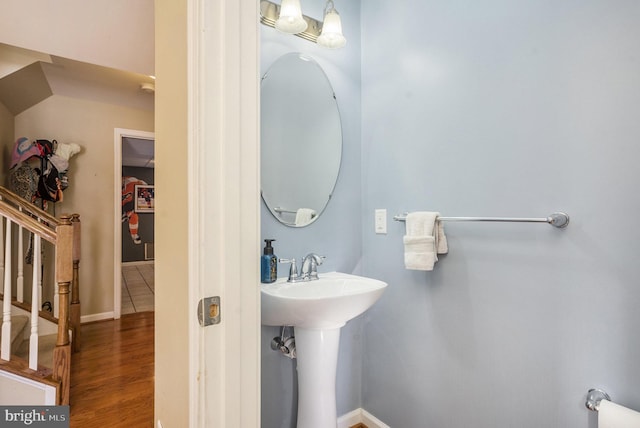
[261,271,387,428]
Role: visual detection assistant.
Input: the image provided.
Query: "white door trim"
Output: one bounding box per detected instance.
[188,0,260,426]
[113,127,155,320]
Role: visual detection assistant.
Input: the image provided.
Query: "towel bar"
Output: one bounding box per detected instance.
[274,207,297,214]
[274,207,317,217]
[586,388,611,411]
[393,212,570,228]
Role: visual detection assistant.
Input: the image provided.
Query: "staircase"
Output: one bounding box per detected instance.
[0,186,81,405]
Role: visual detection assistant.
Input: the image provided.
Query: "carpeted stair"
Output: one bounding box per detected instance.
[0,314,56,368]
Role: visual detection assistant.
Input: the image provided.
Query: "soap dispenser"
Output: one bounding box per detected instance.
[261,239,277,283]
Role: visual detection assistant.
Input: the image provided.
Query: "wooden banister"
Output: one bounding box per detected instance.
[0,188,80,406]
[0,187,59,227]
[70,214,81,353]
[0,204,57,243]
[52,291,71,404]
[52,215,73,405]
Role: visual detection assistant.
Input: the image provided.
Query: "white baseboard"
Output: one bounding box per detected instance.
[338,409,362,427]
[362,410,390,428]
[338,408,390,428]
[81,311,114,323]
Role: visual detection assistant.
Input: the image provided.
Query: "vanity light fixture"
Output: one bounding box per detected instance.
[275,0,307,34]
[317,0,346,49]
[259,0,346,49]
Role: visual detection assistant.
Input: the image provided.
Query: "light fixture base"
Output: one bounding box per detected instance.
[140,83,155,94]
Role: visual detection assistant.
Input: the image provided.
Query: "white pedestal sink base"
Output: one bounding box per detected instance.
[295,326,343,428]
[261,273,388,427]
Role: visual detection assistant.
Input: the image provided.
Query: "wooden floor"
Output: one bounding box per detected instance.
[69,312,154,427]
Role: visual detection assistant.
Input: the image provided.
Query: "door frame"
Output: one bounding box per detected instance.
[187,0,260,425]
[113,127,155,319]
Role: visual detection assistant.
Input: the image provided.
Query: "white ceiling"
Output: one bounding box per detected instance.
[0,0,154,77]
[0,42,154,115]
[122,137,154,168]
[0,43,51,78]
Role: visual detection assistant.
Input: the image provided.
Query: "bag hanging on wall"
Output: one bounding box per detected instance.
[34,139,56,158]
[35,163,63,202]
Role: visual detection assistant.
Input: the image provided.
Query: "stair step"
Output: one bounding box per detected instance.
[15,334,57,368]
[0,315,30,351]
[0,303,61,369]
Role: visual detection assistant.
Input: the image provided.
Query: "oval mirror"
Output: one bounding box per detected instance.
[261,53,342,227]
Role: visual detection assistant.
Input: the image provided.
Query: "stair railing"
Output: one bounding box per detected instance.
[53,215,73,405]
[0,186,80,405]
[70,214,81,353]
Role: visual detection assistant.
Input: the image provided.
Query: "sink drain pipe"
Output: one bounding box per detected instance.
[271,326,296,359]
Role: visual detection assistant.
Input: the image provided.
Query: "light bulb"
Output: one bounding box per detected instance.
[275,0,308,34]
[317,5,346,49]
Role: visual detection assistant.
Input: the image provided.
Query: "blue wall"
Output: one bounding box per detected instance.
[262,1,640,427]
[260,1,362,427]
[361,1,640,427]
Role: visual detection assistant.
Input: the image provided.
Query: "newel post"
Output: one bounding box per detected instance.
[52,215,73,405]
[70,214,81,353]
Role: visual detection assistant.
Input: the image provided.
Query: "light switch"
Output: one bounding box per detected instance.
[375,209,387,234]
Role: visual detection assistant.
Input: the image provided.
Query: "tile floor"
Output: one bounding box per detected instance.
[121,263,154,314]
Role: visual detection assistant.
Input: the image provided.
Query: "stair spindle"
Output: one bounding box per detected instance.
[17,222,24,303]
[0,216,4,288]
[29,234,42,370]
[1,219,12,361]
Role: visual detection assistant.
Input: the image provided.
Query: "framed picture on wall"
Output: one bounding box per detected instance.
[134,184,155,213]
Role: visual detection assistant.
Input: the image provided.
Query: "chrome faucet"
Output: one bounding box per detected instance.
[279,258,299,282]
[279,254,325,282]
[300,253,325,281]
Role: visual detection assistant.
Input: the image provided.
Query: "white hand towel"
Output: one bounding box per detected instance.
[403,236,437,270]
[599,399,640,428]
[404,212,439,270]
[295,208,316,226]
[436,221,448,254]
